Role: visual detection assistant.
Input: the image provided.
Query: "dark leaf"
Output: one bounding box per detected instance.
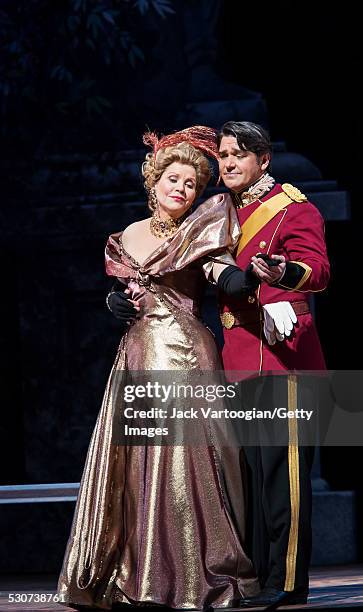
[67,15,81,30]
[102,11,116,24]
[86,96,106,115]
[50,66,61,78]
[86,37,96,50]
[134,0,150,16]
[95,95,112,108]
[79,78,96,91]
[151,0,175,18]
[72,0,86,11]
[128,44,145,67]
[50,65,73,83]
[87,13,103,37]
[120,30,131,49]
[131,44,145,61]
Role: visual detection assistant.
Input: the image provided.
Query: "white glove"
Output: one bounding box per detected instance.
[262,302,298,346]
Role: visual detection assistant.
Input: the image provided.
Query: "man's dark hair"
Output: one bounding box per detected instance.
[217,121,272,157]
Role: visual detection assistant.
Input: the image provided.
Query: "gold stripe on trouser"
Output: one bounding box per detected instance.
[284,374,300,592]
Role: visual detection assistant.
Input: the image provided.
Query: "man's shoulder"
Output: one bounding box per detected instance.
[282,182,310,203]
[270,182,321,212]
[268,182,307,202]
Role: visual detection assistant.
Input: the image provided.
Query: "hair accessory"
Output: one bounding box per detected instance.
[143,126,219,161]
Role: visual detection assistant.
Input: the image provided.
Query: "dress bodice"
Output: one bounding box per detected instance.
[105,192,240,317]
[105,193,241,370]
[118,236,209,318]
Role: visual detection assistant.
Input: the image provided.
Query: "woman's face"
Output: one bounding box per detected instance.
[154,162,197,219]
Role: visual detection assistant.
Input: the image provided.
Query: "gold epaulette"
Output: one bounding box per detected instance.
[281,183,307,202]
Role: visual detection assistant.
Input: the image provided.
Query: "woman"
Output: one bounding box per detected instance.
[58,127,260,610]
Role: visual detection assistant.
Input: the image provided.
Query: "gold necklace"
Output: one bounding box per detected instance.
[150,210,188,238]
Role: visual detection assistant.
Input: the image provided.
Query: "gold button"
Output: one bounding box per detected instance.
[259,240,267,249]
[248,296,256,304]
[221,312,235,329]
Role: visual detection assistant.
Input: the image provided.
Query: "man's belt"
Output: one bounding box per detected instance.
[220,300,310,329]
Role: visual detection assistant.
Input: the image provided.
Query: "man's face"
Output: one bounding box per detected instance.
[218,135,270,192]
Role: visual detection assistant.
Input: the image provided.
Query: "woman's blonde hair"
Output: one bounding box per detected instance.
[142,142,212,210]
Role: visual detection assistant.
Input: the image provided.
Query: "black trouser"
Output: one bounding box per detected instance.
[240,375,316,593]
[244,444,314,592]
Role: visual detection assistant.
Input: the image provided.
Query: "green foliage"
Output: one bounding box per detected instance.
[0,0,174,145]
[134,0,175,18]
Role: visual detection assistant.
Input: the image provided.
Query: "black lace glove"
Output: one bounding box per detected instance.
[217,264,260,297]
[106,281,138,323]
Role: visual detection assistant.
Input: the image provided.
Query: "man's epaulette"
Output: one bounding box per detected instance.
[281,183,307,202]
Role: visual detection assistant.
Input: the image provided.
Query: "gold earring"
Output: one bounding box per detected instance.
[149,187,158,212]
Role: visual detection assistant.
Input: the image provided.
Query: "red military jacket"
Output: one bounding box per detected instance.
[220,183,330,371]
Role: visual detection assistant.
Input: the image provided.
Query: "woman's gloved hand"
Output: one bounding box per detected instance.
[106,282,140,323]
[217,264,260,297]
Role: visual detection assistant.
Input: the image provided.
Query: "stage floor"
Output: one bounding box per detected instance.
[0,566,362,611]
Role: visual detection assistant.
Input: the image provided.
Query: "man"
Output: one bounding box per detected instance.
[217,121,330,608]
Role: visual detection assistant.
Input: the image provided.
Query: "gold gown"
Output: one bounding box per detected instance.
[57,194,259,610]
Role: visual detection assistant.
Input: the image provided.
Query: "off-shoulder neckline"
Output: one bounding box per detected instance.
[118,193,229,268]
[119,231,173,269]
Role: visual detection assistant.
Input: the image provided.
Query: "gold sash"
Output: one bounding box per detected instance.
[236,192,294,256]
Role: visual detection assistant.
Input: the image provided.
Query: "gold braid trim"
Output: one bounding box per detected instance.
[284,375,300,592]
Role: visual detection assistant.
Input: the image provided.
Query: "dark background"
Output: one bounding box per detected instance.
[1,0,362,554]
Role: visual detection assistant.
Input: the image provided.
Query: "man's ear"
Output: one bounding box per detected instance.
[259,153,271,172]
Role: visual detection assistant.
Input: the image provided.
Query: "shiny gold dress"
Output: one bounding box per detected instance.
[57,194,259,610]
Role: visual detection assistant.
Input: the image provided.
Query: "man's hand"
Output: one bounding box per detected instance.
[251,254,286,284]
[262,301,297,345]
[106,287,140,323]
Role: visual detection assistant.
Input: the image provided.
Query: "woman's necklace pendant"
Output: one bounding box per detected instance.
[150,210,187,238]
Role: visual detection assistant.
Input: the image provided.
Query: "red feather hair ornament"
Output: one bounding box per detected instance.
[142,125,219,160]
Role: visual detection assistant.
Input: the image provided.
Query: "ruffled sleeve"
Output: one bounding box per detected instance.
[104,231,136,280]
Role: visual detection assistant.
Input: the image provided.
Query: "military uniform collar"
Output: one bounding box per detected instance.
[230,172,276,208]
